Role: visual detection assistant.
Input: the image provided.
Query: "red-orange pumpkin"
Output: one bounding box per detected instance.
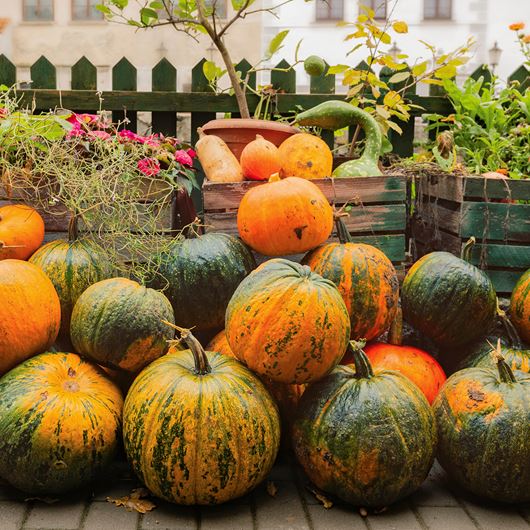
[240,135,282,181]
[342,307,447,404]
[0,204,45,261]
[237,176,333,256]
[0,260,61,374]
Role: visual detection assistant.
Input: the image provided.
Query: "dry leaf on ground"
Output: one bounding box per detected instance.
[308,488,333,509]
[266,481,278,497]
[107,487,156,513]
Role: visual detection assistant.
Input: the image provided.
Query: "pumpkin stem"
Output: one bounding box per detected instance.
[387,305,403,346]
[68,214,79,242]
[269,173,281,182]
[497,309,523,350]
[460,237,476,262]
[492,339,517,383]
[348,340,374,379]
[334,215,353,244]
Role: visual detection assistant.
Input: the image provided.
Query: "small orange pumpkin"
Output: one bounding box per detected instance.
[237,175,333,256]
[0,260,61,375]
[240,135,281,181]
[278,133,333,180]
[0,204,45,261]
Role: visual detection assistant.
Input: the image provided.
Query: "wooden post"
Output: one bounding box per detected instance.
[112,57,137,131]
[152,58,177,136]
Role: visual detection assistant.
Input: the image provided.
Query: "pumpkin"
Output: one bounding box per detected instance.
[70,277,175,373]
[0,351,123,495]
[237,176,333,256]
[195,128,244,182]
[0,204,45,261]
[29,218,114,340]
[123,331,280,505]
[0,260,61,375]
[206,329,235,357]
[278,133,333,180]
[510,269,530,344]
[226,259,350,384]
[458,314,530,374]
[240,134,281,181]
[401,238,497,349]
[292,342,436,508]
[302,216,399,341]
[344,306,447,404]
[150,232,255,333]
[433,349,530,503]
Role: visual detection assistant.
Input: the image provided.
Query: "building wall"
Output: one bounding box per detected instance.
[0,1,264,90]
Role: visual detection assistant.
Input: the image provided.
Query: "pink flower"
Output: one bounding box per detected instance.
[175,149,193,166]
[0,108,7,118]
[186,148,197,159]
[66,127,86,139]
[88,130,112,141]
[119,129,143,142]
[137,157,161,176]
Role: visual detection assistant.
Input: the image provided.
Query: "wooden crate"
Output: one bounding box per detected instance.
[411,172,530,295]
[202,175,407,267]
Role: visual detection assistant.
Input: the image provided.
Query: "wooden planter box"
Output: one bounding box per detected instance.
[202,175,408,269]
[411,172,530,295]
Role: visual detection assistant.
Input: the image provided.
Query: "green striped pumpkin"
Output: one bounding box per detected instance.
[401,240,497,349]
[123,332,280,505]
[0,352,123,495]
[292,342,436,508]
[151,232,256,332]
[29,238,114,340]
[70,277,175,373]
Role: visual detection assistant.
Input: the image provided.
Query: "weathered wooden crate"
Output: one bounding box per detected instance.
[411,172,530,295]
[202,175,407,267]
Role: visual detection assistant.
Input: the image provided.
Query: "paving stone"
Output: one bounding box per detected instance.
[140,501,197,530]
[366,501,423,530]
[462,500,530,530]
[520,504,530,522]
[411,466,459,507]
[307,504,367,529]
[254,480,310,530]
[417,506,478,530]
[0,500,28,530]
[200,503,253,530]
[82,501,139,530]
[25,499,87,530]
[90,478,140,502]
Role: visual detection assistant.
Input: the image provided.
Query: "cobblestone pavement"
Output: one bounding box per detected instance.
[1,455,528,530]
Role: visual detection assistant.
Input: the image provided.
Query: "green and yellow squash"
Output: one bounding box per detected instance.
[510,268,530,344]
[123,331,280,505]
[0,352,123,495]
[292,342,436,508]
[70,277,175,373]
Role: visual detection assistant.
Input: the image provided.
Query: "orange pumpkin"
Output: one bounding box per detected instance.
[240,135,282,181]
[0,204,45,261]
[278,133,333,180]
[237,176,333,256]
[342,307,447,404]
[206,330,235,357]
[0,260,61,374]
[510,269,530,344]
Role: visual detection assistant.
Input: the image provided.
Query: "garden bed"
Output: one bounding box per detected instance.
[411,171,530,294]
[202,174,407,268]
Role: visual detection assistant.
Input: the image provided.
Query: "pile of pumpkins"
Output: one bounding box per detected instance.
[0,159,529,511]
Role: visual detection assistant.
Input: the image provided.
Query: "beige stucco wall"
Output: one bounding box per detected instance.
[0,1,264,90]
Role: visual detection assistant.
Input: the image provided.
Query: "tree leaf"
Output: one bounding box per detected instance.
[388,72,410,84]
[434,64,457,79]
[96,5,112,15]
[392,21,408,33]
[327,64,350,75]
[149,1,164,8]
[267,30,289,59]
[202,60,220,82]
[110,0,128,8]
[411,61,428,77]
[384,90,401,107]
[140,7,159,25]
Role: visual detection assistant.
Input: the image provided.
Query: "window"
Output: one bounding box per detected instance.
[361,1,387,20]
[72,0,104,21]
[424,0,451,20]
[23,0,54,21]
[157,0,227,19]
[316,0,344,21]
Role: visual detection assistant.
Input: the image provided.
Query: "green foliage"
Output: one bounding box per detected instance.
[426,77,530,178]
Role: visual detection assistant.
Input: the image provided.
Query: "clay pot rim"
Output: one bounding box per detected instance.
[201,118,301,135]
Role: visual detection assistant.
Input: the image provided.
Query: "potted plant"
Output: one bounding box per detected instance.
[98,0,315,155]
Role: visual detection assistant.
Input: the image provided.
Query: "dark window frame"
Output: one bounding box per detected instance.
[423,0,452,20]
[22,0,54,22]
[362,0,387,20]
[315,0,344,21]
[71,0,105,21]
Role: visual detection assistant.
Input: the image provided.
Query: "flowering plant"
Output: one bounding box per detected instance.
[509,22,530,68]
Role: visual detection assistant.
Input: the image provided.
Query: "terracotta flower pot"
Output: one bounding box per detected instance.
[200,118,300,160]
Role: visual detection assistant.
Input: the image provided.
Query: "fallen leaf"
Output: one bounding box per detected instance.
[107,487,156,513]
[24,497,60,504]
[308,488,333,509]
[359,507,368,517]
[266,481,278,498]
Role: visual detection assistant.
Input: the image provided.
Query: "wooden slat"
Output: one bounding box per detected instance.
[415,199,461,235]
[417,173,464,202]
[460,202,530,242]
[486,269,527,295]
[469,64,492,85]
[112,57,137,131]
[271,59,296,93]
[508,64,529,91]
[0,55,16,86]
[463,176,530,201]
[14,90,454,116]
[410,218,462,257]
[467,243,530,269]
[71,56,97,90]
[31,56,56,89]
[202,175,406,210]
[152,58,177,136]
[204,203,405,235]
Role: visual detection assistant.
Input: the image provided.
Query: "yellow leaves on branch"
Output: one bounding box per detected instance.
[392,21,408,33]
